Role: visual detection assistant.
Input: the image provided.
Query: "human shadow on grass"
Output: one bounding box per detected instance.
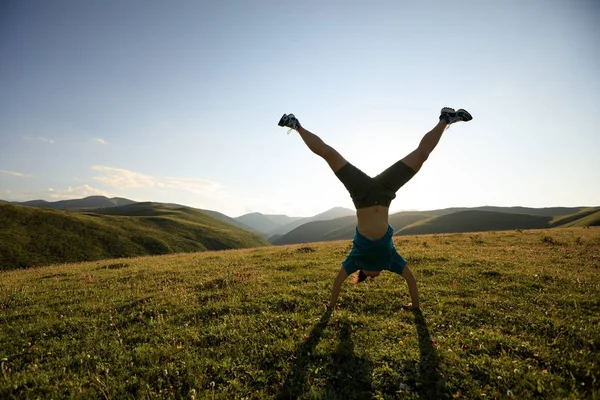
[412,309,447,398]
[278,310,373,399]
[321,317,373,399]
[278,309,332,399]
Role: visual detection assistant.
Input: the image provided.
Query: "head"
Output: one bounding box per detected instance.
[353,269,381,284]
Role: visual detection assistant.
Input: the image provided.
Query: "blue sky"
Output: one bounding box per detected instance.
[1,0,599,217]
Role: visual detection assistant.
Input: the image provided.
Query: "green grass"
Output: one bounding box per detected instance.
[1,228,599,399]
[0,203,269,271]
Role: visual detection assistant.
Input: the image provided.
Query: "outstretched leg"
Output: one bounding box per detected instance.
[279,113,373,207]
[296,124,348,173]
[279,113,348,172]
[279,114,373,207]
[375,108,472,192]
[400,119,448,173]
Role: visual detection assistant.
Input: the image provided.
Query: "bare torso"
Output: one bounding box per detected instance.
[356,205,390,240]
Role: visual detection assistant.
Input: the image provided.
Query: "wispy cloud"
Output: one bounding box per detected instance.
[0,169,32,177]
[93,138,107,145]
[92,166,157,188]
[37,137,54,144]
[47,184,111,200]
[161,177,222,194]
[92,166,225,196]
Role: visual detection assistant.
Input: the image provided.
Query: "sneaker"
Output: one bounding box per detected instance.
[278,113,300,134]
[439,107,472,124]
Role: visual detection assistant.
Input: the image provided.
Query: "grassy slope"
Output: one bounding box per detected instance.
[551,208,600,228]
[272,209,599,245]
[271,215,357,245]
[1,228,598,399]
[398,210,552,236]
[0,203,268,271]
[273,213,432,245]
[464,206,585,217]
[563,210,600,227]
[198,209,256,233]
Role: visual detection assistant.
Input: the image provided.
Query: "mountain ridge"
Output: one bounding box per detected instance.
[235,207,355,237]
[14,195,136,210]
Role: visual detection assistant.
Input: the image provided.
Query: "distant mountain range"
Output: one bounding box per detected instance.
[234,212,302,236]
[234,207,355,238]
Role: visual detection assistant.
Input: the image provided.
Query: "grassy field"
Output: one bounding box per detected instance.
[1,228,599,399]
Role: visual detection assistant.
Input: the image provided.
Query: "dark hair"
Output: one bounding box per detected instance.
[353,270,368,284]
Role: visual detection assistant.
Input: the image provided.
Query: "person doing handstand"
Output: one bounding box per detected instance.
[278,107,473,311]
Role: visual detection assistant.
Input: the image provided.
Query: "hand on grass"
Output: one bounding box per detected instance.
[402,302,420,311]
[323,302,340,312]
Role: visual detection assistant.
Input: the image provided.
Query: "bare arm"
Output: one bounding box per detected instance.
[402,266,420,310]
[328,267,348,309]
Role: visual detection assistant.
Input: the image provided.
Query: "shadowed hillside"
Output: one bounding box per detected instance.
[433,206,585,217]
[0,203,268,270]
[272,212,430,245]
[550,207,600,227]
[271,215,356,245]
[397,210,551,235]
[272,210,555,245]
[271,206,599,245]
[237,207,354,236]
[554,209,600,228]
[199,209,256,232]
[234,212,290,234]
[269,207,355,236]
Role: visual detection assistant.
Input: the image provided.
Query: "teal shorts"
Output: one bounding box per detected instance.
[342,225,407,276]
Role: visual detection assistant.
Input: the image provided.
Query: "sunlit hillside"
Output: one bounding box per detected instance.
[0,203,268,270]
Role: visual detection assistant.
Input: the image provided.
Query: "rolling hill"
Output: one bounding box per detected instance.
[550,207,600,227]
[0,202,269,270]
[234,212,297,235]
[235,207,354,236]
[195,208,255,232]
[426,206,586,217]
[13,195,136,210]
[272,212,430,245]
[271,215,356,245]
[272,207,599,245]
[7,196,257,233]
[396,210,552,235]
[269,207,355,236]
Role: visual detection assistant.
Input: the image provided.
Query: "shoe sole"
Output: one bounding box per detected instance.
[441,107,456,114]
[278,114,287,127]
[456,109,473,121]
